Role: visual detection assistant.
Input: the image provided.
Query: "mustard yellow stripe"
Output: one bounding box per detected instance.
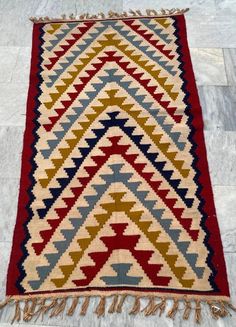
[51,192,193,288]
[44,32,177,110]
[40,89,188,188]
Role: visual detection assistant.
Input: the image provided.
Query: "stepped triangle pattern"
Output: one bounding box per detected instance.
[7,12,229,305]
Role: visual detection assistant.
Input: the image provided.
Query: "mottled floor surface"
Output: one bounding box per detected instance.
[0,0,236,326]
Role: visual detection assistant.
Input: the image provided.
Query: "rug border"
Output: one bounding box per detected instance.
[6,22,44,296]
[175,14,229,297]
[6,14,230,299]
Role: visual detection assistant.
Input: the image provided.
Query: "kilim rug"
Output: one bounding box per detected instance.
[2,8,235,324]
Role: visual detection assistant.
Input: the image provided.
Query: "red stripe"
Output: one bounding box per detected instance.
[73,223,171,287]
[123,19,175,60]
[6,23,43,295]
[45,22,95,70]
[32,135,198,255]
[44,50,180,132]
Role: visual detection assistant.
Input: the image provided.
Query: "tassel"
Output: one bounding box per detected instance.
[23,298,38,322]
[208,301,220,319]
[0,296,12,309]
[225,301,236,312]
[67,297,79,316]
[11,300,21,324]
[80,296,90,316]
[33,299,46,322]
[34,298,59,322]
[116,294,127,313]
[152,297,166,316]
[183,299,191,320]
[208,301,229,319]
[42,298,57,318]
[94,296,106,317]
[142,296,156,316]
[129,296,141,315]
[219,301,230,317]
[29,8,190,23]
[167,298,179,319]
[49,298,67,317]
[23,299,29,317]
[195,300,201,324]
[108,295,119,313]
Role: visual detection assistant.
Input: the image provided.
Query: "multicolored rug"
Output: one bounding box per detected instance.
[3,8,234,323]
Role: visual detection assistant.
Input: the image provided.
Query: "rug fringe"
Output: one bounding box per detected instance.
[29,8,189,23]
[67,296,79,316]
[80,296,90,316]
[0,295,235,323]
[129,296,141,315]
[183,298,192,320]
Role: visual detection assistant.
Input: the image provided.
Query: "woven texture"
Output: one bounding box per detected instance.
[7,14,229,300]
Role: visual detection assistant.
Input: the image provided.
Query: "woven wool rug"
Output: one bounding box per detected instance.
[2,8,235,323]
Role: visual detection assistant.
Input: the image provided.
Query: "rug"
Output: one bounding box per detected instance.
[3,8,234,323]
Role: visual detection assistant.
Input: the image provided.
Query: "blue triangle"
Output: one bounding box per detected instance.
[69,217,83,229]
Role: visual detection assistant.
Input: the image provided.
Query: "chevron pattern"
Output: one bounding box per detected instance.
[7,14,229,299]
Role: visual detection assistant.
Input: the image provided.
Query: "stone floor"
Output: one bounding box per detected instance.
[0,0,235,326]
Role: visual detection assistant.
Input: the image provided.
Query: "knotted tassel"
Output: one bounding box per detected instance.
[142,296,156,316]
[195,300,201,324]
[23,298,38,322]
[108,295,119,313]
[183,299,191,320]
[67,297,79,316]
[219,301,230,317]
[129,296,141,315]
[208,301,220,319]
[116,294,127,313]
[208,301,229,319]
[80,296,90,316]
[167,298,179,319]
[94,296,106,317]
[11,300,21,324]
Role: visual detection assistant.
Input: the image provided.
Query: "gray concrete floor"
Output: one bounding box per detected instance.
[0,0,236,326]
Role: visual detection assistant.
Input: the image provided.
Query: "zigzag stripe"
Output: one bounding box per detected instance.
[173,17,217,291]
[45,21,95,70]
[42,67,185,158]
[47,23,63,36]
[41,86,187,188]
[123,19,175,60]
[43,50,179,132]
[46,20,176,87]
[35,135,196,259]
[16,25,45,294]
[141,19,172,44]
[45,24,108,87]
[45,23,79,52]
[44,35,179,111]
[37,113,193,227]
[30,161,202,290]
[30,185,196,290]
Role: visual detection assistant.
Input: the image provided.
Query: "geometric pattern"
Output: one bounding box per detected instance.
[7,14,229,300]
